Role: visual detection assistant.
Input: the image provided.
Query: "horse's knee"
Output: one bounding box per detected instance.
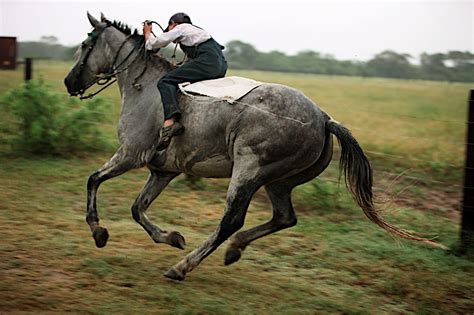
[87,170,110,191]
[87,172,99,190]
[131,204,141,223]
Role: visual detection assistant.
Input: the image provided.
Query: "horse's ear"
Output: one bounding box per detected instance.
[100,12,109,23]
[87,12,100,27]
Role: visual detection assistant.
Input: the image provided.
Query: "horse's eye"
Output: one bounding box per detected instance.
[81,42,86,48]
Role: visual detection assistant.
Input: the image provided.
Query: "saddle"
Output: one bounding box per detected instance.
[178,76,262,104]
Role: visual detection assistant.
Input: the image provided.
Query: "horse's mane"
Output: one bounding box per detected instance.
[108,19,173,71]
[109,20,140,41]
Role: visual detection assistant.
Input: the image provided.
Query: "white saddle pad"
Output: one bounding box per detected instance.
[178,76,262,103]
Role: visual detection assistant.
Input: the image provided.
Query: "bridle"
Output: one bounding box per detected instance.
[74,24,147,100]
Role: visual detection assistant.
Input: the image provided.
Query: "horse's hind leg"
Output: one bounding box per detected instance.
[131,170,185,249]
[164,168,262,281]
[87,147,138,248]
[224,183,296,265]
[224,132,333,265]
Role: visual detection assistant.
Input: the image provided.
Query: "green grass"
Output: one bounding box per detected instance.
[0,61,473,313]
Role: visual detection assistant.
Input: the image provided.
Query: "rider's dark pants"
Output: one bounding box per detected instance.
[157,38,228,120]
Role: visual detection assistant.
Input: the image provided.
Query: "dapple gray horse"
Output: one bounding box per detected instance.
[64,13,443,281]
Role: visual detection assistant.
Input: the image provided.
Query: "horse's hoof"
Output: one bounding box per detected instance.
[224,247,242,266]
[93,227,109,248]
[168,231,185,250]
[164,267,185,281]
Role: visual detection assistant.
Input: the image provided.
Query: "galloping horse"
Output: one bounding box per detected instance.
[64,13,443,281]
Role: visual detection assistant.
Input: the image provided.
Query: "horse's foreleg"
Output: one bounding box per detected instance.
[86,148,137,248]
[224,183,297,265]
[164,173,261,281]
[131,170,185,249]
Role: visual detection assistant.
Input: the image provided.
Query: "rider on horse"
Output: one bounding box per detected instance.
[143,12,228,150]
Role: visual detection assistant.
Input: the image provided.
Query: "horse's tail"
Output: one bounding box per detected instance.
[326,118,447,249]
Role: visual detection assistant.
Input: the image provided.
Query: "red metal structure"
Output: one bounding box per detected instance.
[0,36,17,70]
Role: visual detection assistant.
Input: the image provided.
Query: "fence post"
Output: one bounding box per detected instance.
[461,89,474,254]
[24,58,32,81]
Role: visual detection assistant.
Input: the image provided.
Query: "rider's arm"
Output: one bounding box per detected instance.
[144,26,184,50]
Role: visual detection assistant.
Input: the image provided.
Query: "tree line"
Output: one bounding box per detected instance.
[225,40,474,82]
[17,37,474,82]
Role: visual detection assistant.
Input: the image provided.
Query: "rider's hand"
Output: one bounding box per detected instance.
[143,23,152,38]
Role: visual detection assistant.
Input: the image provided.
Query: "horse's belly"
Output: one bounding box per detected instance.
[186,155,233,178]
[156,151,233,178]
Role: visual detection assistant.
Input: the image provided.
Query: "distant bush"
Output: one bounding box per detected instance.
[0,79,112,156]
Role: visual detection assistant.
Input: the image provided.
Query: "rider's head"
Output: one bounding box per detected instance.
[164,12,192,32]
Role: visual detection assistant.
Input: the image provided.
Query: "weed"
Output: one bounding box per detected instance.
[0,78,112,156]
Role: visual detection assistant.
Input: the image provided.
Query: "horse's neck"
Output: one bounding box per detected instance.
[106,34,171,150]
[114,45,170,104]
[111,40,146,96]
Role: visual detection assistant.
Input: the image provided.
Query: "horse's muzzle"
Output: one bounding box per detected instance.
[64,76,79,96]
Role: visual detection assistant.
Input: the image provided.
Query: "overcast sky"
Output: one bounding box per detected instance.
[0,0,472,61]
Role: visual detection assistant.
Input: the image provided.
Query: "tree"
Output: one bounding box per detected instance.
[420,52,450,81]
[256,50,292,72]
[224,40,259,69]
[40,35,59,44]
[289,51,326,74]
[445,51,474,82]
[366,50,417,79]
[446,51,474,67]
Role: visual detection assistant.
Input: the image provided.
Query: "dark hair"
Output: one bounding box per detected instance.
[164,12,192,32]
[170,12,191,23]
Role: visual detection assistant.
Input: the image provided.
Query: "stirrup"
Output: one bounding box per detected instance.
[156,122,184,151]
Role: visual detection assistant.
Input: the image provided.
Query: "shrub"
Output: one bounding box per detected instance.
[0,79,112,156]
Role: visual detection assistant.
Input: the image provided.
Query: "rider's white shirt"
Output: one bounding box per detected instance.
[145,24,211,50]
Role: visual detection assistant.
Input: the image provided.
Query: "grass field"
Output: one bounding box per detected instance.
[0,61,473,314]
